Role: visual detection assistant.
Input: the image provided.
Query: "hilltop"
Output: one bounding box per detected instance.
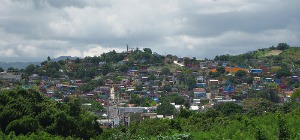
[214,44,300,70]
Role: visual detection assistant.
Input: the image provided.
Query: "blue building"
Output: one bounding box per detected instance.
[249,69,263,74]
[223,85,235,93]
[196,83,206,88]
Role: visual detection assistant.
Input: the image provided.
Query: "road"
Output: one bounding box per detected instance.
[107,105,120,126]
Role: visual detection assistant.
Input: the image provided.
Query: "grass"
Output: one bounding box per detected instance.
[255,49,282,58]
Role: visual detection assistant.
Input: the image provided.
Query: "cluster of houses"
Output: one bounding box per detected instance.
[1,57,299,126]
[0,70,21,82]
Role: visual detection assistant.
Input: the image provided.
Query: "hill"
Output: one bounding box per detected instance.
[0,56,80,70]
[0,62,40,70]
[51,56,80,62]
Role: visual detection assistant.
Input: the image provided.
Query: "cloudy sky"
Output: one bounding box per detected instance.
[0,0,299,62]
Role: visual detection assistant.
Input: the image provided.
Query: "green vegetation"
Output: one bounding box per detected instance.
[214,43,300,69]
[5,87,300,139]
[96,97,300,140]
[0,88,102,139]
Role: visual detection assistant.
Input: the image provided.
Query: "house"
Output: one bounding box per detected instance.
[193,99,201,105]
[74,79,83,85]
[253,77,261,81]
[193,88,207,98]
[222,85,235,94]
[141,113,158,119]
[105,79,113,86]
[222,61,228,67]
[190,106,200,111]
[249,69,263,74]
[166,76,175,85]
[196,83,206,88]
[99,61,106,66]
[94,86,110,99]
[265,78,274,83]
[208,79,219,86]
[215,99,237,104]
[153,70,161,77]
[291,76,300,82]
[121,79,129,85]
[129,69,138,76]
[29,74,40,81]
[196,76,205,83]
[196,76,206,87]
[259,65,269,74]
[0,71,21,82]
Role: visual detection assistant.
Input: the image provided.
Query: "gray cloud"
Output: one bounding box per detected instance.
[0,0,299,62]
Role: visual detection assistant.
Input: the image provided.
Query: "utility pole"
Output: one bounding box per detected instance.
[126,44,129,56]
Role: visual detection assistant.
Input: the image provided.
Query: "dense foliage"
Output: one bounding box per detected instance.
[0,88,102,139]
[4,87,300,139]
[98,98,300,140]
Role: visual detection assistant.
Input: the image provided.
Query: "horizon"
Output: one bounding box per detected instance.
[1,45,299,63]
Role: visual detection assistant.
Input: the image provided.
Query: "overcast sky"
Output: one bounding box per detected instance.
[0,0,299,62]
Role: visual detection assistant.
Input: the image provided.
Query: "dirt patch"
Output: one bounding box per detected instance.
[265,50,282,56]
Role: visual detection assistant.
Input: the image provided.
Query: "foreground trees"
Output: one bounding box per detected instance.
[1,87,299,140]
[0,88,102,139]
[98,98,300,140]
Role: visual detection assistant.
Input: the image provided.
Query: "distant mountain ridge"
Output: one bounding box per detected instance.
[0,56,80,70]
[0,62,40,70]
[51,56,80,62]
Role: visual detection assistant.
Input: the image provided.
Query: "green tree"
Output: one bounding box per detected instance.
[24,64,36,75]
[216,66,226,74]
[277,43,290,50]
[75,58,81,63]
[186,75,196,91]
[178,106,193,118]
[276,69,292,78]
[68,98,82,117]
[161,67,171,75]
[143,48,152,54]
[100,64,112,75]
[213,102,243,116]
[135,85,143,91]
[291,89,300,102]
[242,98,277,116]
[157,102,176,116]
[246,76,254,84]
[255,127,267,140]
[278,116,290,139]
[235,70,247,77]
[148,74,156,81]
[57,60,65,65]
[174,96,185,105]
[47,56,51,61]
[0,67,4,72]
[7,67,18,72]
[129,113,143,123]
[0,88,102,139]
[91,101,105,111]
[163,85,172,92]
[5,116,39,135]
[119,64,129,73]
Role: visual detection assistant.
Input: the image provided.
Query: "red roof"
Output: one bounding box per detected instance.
[194,88,206,92]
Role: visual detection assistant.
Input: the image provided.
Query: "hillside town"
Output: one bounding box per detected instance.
[1,45,300,127]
